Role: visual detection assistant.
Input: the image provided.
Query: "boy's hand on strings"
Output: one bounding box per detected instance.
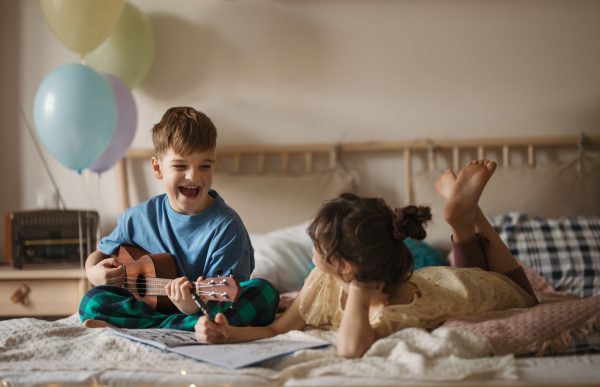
[88,258,125,287]
[195,312,230,344]
[166,277,200,315]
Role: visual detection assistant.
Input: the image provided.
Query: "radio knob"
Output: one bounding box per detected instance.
[26,247,35,257]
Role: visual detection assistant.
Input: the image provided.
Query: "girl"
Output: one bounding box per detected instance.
[195,160,537,358]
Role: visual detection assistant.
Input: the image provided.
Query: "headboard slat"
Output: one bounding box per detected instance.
[452,147,460,172]
[404,148,413,205]
[528,145,536,167]
[502,145,510,167]
[116,135,599,214]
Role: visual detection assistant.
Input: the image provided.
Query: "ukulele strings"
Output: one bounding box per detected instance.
[122,276,230,295]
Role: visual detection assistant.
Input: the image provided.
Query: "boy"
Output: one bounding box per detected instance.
[81,107,279,330]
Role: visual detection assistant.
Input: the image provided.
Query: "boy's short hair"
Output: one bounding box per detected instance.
[152,107,217,160]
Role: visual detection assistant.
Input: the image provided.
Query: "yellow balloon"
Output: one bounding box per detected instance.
[40,0,125,54]
[86,2,154,88]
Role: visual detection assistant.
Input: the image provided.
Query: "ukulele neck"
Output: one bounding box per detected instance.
[143,277,236,302]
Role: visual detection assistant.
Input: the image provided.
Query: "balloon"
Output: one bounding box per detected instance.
[40,0,125,54]
[33,64,117,173]
[86,2,154,88]
[89,74,137,174]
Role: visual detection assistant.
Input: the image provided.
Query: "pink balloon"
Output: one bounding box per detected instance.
[89,73,137,173]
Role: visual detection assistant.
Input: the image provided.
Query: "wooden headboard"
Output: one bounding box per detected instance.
[114,134,600,214]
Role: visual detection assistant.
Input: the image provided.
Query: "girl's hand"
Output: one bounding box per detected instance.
[195,312,230,344]
[165,277,200,315]
[338,280,380,358]
[349,280,381,297]
[349,280,390,309]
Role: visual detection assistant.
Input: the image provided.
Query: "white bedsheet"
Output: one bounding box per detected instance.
[0,316,518,385]
[1,355,600,387]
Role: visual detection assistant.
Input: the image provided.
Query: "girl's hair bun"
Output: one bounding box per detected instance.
[392,205,432,241]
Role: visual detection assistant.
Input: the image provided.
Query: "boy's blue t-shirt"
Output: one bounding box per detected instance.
[99,190,254,282]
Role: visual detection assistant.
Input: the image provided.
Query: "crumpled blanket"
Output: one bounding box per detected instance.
[0,317,516,383]
[442,263,600,356]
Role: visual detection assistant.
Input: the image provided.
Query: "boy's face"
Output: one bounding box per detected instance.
[152,148,215,215]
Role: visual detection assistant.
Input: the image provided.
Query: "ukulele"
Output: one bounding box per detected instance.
[111,245,241,315]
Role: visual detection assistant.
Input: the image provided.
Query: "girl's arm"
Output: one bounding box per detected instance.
[337,281,377,358]
[195,288,307,344]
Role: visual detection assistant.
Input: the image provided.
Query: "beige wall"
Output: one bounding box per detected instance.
[1,0,600,262]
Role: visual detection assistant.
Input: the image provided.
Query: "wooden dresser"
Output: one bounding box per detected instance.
[0,265,90,318]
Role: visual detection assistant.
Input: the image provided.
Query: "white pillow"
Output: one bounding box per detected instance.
[249,221,314,293]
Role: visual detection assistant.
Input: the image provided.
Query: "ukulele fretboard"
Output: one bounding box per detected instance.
[124,276,235,300]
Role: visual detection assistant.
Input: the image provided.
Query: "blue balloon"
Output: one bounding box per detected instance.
[33,63,117,172]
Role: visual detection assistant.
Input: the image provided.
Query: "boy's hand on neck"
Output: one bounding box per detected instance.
[166,277,201,316]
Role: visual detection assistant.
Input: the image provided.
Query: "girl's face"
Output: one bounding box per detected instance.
[312,244,347,278]
[312,245,333,274]
[312,244,358,284]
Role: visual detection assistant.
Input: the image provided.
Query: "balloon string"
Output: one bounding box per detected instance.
[17,103,67,209]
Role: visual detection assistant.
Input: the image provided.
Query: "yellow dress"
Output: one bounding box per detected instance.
[298,266,537,338]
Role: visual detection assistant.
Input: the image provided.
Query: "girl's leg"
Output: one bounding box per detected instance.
[443,160,496,243]
[437,161,536,300]
[436,161,520,274]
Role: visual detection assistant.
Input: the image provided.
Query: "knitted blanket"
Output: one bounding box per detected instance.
[0,317,516,383]
[442,264,600,356]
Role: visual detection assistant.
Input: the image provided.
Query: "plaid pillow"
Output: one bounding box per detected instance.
[487,213,600,298]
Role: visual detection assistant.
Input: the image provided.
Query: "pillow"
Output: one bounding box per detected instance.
[488,212,600,298]
[249,222,313,293]
[249,222,447,293]
[213,169,357,234]
[405,238,447,269]
[413,154,600,255]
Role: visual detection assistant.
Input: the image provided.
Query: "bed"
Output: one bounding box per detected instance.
[1,134,600,386]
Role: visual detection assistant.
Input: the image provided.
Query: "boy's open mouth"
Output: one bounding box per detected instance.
[179,186,200,198]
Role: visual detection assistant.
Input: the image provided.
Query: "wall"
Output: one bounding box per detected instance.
[1,0,600,262]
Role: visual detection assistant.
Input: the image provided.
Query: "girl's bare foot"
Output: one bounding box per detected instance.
[443,160,497,241]
[83,319,117,329]
[435,169,457,200]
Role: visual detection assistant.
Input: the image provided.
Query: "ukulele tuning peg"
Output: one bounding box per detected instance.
[215,269,223,277]
[229,302,235,310]
[229,269,233,277]
[218,301,226,308]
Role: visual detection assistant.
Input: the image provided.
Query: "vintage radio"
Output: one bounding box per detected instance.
[5,210,99,268]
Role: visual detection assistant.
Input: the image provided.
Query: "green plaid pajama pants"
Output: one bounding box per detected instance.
[79,278,279,331]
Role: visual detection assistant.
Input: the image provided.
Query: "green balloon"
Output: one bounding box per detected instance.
[85,2,154,88]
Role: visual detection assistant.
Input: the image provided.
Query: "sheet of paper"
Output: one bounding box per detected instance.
[109,328,201,349]
[170,338,329,369]
[108,328,329,369]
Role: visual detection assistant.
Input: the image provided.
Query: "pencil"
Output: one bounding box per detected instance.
[191,293,229,338]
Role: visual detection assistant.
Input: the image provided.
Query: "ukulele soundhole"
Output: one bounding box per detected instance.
[136,275,147,297]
